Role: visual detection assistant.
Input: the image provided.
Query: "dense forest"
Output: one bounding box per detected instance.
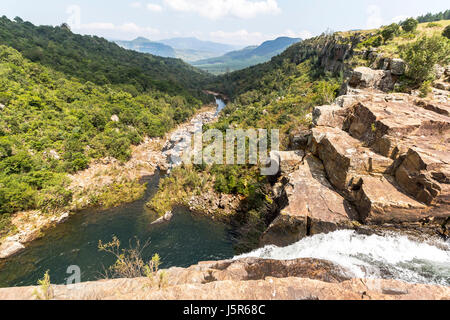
[1,13,449,242]
[0,44,207,221]
[0,16,212,101]
[0,16,223,235]
[417,10,450,23]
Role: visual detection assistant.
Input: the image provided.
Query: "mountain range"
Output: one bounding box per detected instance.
[191,37,302,74]
[115,36,302,74]
[116,37,240,62]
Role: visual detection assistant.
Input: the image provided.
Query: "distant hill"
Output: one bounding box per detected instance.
[116,37,176,58]
[192,37,302,74]
[0,17,211,100]
[159,37,239,55]
[115,37,240,62]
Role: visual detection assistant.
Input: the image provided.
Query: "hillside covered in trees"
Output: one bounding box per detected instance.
[0,16,212,101]
[0,16,222,236]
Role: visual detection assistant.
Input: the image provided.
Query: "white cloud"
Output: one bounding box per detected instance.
[366,4,383,29]
[210,29,264,44]
[284,29,313,40]
[147,3,163,12]
[164,0,281,19]
[130,2,142,8]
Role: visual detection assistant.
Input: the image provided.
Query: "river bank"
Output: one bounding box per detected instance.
[0,103,220,260]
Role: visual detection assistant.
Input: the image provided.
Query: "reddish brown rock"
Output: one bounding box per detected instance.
[310,126,393,191]
[0,258,448,300]
[261,155,357,247]
[349,175,427,223]
[348,67,395,92]
[296,89,450,228]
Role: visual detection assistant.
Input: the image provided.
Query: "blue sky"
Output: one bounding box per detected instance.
[1,0,449,46]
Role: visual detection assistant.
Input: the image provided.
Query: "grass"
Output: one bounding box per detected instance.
[90,179,147,209]
[146,165,212,216]
[338,20,450,58]
[0,214,17,240]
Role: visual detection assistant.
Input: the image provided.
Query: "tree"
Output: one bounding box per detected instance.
[381,23,400,43]
[60,23,71,32]
[401,18,418,33]
[400,35,450,83]
[443,25,450,39]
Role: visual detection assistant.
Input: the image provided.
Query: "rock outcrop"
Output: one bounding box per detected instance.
[0,258,448,300]
[261,153,357,247]
[266,69,449,247]
[309,88,449,223]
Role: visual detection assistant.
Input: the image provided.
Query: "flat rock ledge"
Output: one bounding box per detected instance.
[0,258,448,300]
[263,73,450,246]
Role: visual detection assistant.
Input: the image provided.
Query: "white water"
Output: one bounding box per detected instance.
[236,230,450,286]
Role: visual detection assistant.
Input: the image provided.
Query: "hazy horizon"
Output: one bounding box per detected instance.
[1,1,449,46]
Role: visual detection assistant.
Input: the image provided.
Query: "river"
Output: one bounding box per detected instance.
[1,98,449,288]
[0,98,234,288]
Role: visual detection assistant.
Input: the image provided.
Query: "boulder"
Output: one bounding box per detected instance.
[289,130,311,150]
[110,115,119,122]
[310,127,393,191]
[0,241,25,259]
[395,148,449,206]
[349,175,427,223]
[348,67,395,92]
[271,150,304,175]
[390,58,406,76]
[261,155,357,247]
[312,104,346,128]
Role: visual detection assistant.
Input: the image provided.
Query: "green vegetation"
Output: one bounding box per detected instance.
[400,18,419,33]
[443,25,450,39]
[417,10,450,23]
[90,180,147,209]
[0,16,212,101]
[147,165,213,216]
[98,236,166,287]
[399,35,450,83]
[0,43,203,221]
[33,270,53,300]
[211,58,339,144]
[381,23,401,43]
[419,80,433,98]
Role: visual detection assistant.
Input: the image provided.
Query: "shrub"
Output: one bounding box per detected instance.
[0,177,37,213]
[443,25,450,39]
[381,23,400,43]
[33,270,53,300]
[0,213,17,239]
[401,18,419,33]
[95,180,146,208]
[426,22,440,28]
[400,35,450,83]
[0,137,13,159]
[98,236,165,287]
[419,80,432,98]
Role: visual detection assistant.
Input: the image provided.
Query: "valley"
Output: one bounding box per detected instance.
[0,9,449,301]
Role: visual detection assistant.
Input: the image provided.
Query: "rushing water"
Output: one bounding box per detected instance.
[1,98,448,288]
[215,98,226,115]
[236,230,450,286]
